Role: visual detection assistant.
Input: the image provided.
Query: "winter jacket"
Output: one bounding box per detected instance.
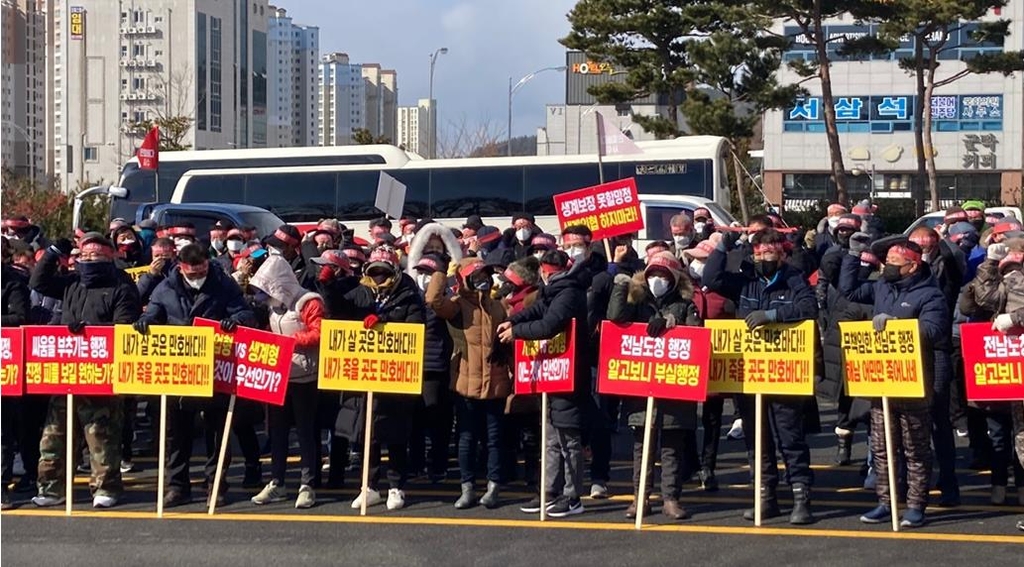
[819,284,875,402]
[606,272,701,430]
[2,264,31,327]
[250,254,324,384]
[497,226,541,261]
[426,259,511,401]
[31,250,141,326]
[582,252,614,366]
[137,262,174,305]
[839,253,950,398]
[689,276,735,321]
[139,262,256,329]
[316,275,363,321]
[702,244,817,322]
[959,259,1004,323]
[509,263,596,429]
[506,286,539,316]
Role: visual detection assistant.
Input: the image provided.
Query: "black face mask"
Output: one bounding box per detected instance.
[754,260,779,280]
[496,282,515,298]
[969,219,984,232]
[882,264,903,283]
[76,261,114,287]
[836,234,851,248]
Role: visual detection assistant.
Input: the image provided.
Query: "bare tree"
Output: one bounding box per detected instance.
[123,63,196,156]
[435,114,506,159]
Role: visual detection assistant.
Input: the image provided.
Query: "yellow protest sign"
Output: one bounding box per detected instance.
[125,266,149,284]
[706,320,815,395]
[113,324,215,396]
[318,320,425,395]
[840,320,925,398]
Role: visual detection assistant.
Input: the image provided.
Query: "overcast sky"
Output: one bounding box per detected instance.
[284,0,578,138]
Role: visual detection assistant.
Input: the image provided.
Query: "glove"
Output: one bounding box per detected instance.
[992,313,1015,333]
[67,320,87,334]
[744,310,772,330]
[613,273,632,286]
[363,314,380,330]
[987,243,1009,262]
[722,229,742,250]
[220,318,238,333]
[848,232,872,256]
[646,316,668,337]
[52,238,74,256]
[133,319,150,335]
[872,313,895,332]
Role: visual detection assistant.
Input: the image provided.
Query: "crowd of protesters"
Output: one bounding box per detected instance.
[1,201,1023,531]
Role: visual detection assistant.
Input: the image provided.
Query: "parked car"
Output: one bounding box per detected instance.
[136,203,285,240]
[902,206,1021,235]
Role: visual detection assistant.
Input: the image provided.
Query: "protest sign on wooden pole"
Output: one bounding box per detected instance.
[635,396,655,530]
[157,394,167,518]
[753,393,763,527]
[360,391,375,517]
[539,392,548,523]
[65,393,73,516]
[881,396,900,532]
[207,394,236,515]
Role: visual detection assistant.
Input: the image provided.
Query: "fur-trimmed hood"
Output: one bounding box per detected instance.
[626,270,694,305]
[405,222,464,276]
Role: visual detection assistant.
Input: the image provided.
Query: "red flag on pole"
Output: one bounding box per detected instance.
[137,126,160,170]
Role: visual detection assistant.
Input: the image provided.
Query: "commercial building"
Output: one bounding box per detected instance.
[267,5,317,148]
[317,52,364,146]
[762,4,1023,209]
[397,98,430,156]
[2,0,49,184]
[361,64,397,143]
[49,0,271,189]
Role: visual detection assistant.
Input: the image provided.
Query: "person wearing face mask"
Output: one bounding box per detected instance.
[839,239,949,528]
[133,243,256,509]
[406,221,463,279]
[962,200,988,233]
[815,214,863,308]
[851,199,885,241]
[526,233,557,262]
[703,228,819,525]
[2,215,49,252]
[498,213,541,261]
[668,213,696,260]
[608,234,645,276]
[426,258,511,510]
[246,253,325,510]
[405,253,454,485]
[137,238,177,304]
[368,217,394,245]
[29,233,142,509]
[136,219,158,249]
[813,203,849,260]
[692,208,715,244]
[110,225,147,269]
[341,244,368,278]
[607,252,702,521]
[221,229,248,266]
[166,222,198,253]
[338,246,425,512]
[207,220,235,268]
[1,238,32,509]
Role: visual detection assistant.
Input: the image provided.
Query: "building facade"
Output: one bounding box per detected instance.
[317,52,364,146]
[361,64,397,143]
[762,4,1024,209]
[49,0,270,190]
[267,5,317,148]
[397,98,429,156]
[2,0,49,183]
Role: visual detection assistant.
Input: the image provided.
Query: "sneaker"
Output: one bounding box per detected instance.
[992,485,1007,505]
[859,504,891,524]
[295,485,316,509]
[119,460,136,474]
[547,497,584,518]
[520,495,543,514]
[386,488,405,510]
[589,483,608,499]
[76,463,90,474]
[1,490,12,510]
[727,419,744,440]
[350,488,384,509]
[92,494,118,509]
[955,428,969,438]
[900,507,926,528]
[163,489,191,508]
[251,481,287,505]
[1017,519,1024,532]
[31,494,66,507]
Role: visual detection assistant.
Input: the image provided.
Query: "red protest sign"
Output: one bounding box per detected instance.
[23,326,115,395]
[960,323,1024,402]
[552,178,643,241]
[514,319,576,395]
[597,322,711,402]
[2,328,24,396]
[195,318,295,405]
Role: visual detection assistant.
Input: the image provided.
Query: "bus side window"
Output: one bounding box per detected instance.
[429,166,523,218]
[336,170,381,220]
[245,172,335,222]
[180,175,245,203]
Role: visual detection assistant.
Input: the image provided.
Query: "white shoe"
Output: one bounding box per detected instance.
[727,419,745,440]
[92,494,117,508]
[589,483,608,499]
[251,481,287,505]
[386,488,405,510]
[350,488,384,509]
[119,460,136,474]
[295,485,316,509]
[32,495,65,507]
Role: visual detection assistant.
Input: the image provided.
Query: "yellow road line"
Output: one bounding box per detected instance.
[4,508,1022,545]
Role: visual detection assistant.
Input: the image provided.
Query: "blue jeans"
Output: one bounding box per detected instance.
[456,397,504,484]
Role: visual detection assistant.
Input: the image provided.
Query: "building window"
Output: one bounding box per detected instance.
[132,77,146,90]
[83,147,98,162]
[210,16,222,132]
[133,43,146,57]
[120,45,128,58]
[197,13,207,130]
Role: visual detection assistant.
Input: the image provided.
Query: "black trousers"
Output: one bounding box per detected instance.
[268,381,318,487]
[700,396,724,472]
[17,395,49,481]
[500,411,540,485]
[736,394,813,488]
[588,391,620,484]
[369,440,408,490]
[166,396,229,493]
[408,375,453,477]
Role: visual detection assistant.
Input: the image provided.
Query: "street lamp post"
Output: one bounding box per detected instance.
[428,47,448,159]
[850,163,876,199]
[507,66,566,156]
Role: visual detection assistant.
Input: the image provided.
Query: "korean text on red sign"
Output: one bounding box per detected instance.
[597,322,711,402]
[514,319,576,395]
[23,326,115,395]
[1,328,24,396]
[552,178,644,241]
[195,318,295,405]
[960,323,1024,402]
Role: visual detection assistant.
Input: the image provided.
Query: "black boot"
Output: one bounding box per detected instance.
[743,485,781,521]
[835,434,852,466]
[789,483,815,525]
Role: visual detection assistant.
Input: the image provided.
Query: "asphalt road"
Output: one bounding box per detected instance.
[3,402,1023,565]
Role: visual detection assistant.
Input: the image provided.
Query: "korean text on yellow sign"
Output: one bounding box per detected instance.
[125,266,149,284]
[318,320,425,395]
[706,320,815,395]
[840,320,924,398]
[113,325,215,397]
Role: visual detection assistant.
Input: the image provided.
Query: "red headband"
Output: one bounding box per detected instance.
[889,245,922,263]
[167,226,196,237]
[274,228,299,247]
[503,267,525,288]
[343,248,367,263]
[477,230,501,244]
[562,233,590,246]
[541,262,566,276]
[416,258,441,273]
[80,242,114,255]
[966,209,984,219]
[945,211,968,224]
[753,243,786,255]
[2,219,31,229]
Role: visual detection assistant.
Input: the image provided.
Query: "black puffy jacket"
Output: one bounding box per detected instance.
[139,264,256,327]
[703,245,817,322]
[31,250,141,326]
[2,264,31,327]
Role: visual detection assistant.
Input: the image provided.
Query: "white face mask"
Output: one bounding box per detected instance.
[268,246,283,256]
[694,222,706,234]
[415,272,432,292]
[211,239,225,253]
[515,228,531,242]
[119,237,136,246]
[648,276,671,298]
[673,234,691,248]
[184,276,206,290]
[174,238,193,250]
[567,246,587,263]
[922,252,933,264]
[227,240,245,253]
[534,251,545,260]
[688,260,705,280]
[827,216,841,230]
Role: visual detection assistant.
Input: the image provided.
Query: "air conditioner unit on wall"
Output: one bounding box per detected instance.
[119,27,128,35]
[146,59,156,67]
[119,93,128,101]
[146,26,156,33]
[119,60,128,67]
